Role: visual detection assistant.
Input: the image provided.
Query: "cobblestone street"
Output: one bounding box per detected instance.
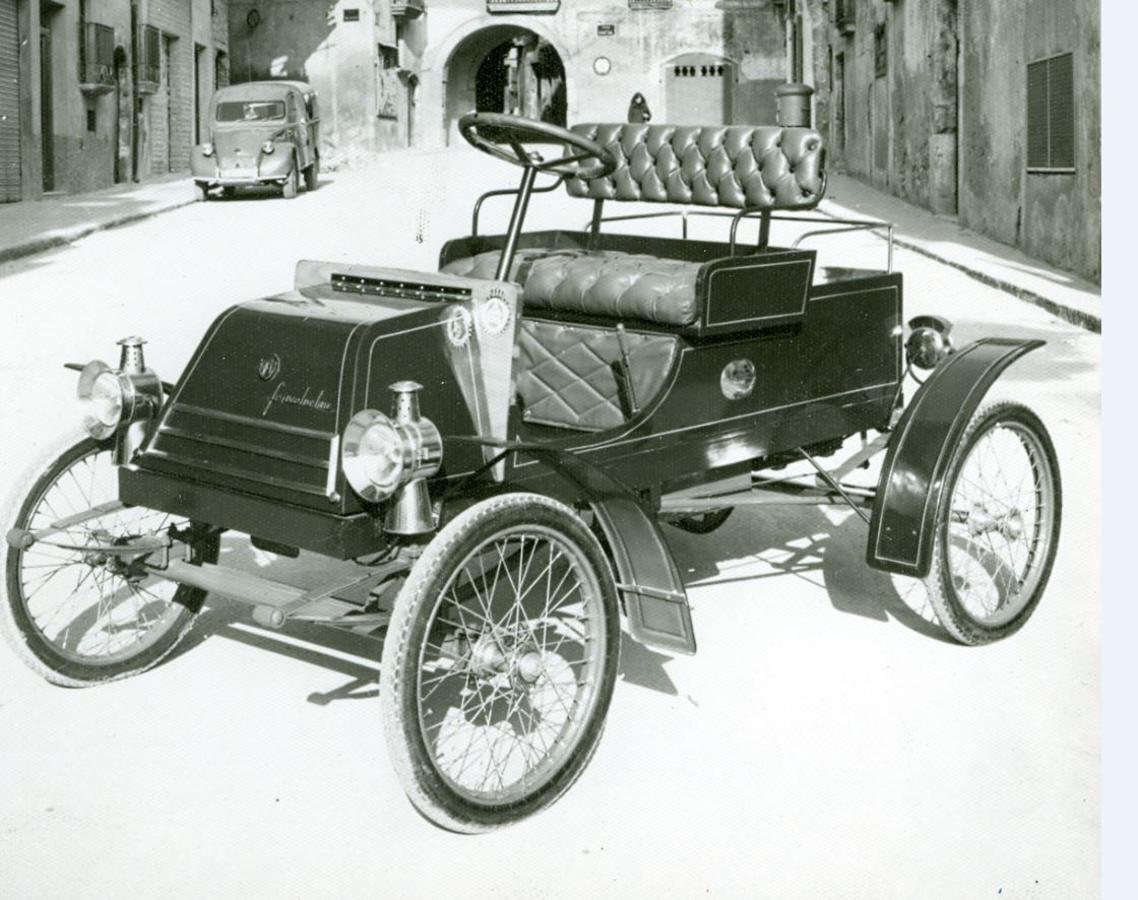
[0,148,1101,898]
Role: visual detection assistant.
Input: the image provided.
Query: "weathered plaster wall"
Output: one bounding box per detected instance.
[13,0,229,198]
[227,0,401,161]
[957,0,1025,251]
[1021,0,1099,281]
[414,0,787,149]
[958,0,1099,281]
[815,0,1099,282]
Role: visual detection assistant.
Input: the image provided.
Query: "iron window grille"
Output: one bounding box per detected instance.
[835,0,855,34]
[135,25,160,94]
[79,22,115,93]
[1026,52,1075,172]
[629,0,673,9]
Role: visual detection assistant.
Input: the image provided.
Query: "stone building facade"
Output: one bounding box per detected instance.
[803,0,1100,283]
[224,0,801,162]
[0,0,230,203]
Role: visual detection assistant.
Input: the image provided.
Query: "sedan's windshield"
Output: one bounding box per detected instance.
[215,100,286,123]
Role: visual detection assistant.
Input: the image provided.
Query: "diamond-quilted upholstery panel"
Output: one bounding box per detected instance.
[517,320,679,432]
[518,322,625,430]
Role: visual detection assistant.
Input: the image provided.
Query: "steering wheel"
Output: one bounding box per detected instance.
[458,113,618,180]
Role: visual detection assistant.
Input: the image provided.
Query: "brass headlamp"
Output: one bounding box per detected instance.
[77,337,164,462]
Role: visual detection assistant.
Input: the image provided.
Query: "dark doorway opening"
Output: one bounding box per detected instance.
[446,27,565,144]
[39,23,53,190]
[113,46,130,182]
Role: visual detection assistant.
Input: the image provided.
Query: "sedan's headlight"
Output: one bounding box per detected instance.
[261,140,275,154]
[201,142,214,157]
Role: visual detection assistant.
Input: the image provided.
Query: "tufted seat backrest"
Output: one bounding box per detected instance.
[565,123,825,210]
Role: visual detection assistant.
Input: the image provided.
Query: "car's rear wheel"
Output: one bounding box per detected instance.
[304,156,319,192]
[282,160,299,199]
[1,433,218,687]
[926,402,1061,645]
[381,493,621,832]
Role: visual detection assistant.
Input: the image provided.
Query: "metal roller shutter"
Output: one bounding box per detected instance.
[0,0,19,202]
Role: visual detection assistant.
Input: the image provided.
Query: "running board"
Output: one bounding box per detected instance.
[148,557,409,630]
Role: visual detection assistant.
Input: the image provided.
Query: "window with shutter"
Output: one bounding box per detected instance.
[1026,52,1075,172]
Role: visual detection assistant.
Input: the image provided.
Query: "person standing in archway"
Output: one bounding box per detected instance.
[628,92,652,124]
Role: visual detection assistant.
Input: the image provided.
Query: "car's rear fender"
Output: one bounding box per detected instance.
[866,338,1045,577]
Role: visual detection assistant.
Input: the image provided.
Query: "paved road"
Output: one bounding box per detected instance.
[0,150,1100,899]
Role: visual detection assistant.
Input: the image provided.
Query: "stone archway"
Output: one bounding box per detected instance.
[444,25,566,144]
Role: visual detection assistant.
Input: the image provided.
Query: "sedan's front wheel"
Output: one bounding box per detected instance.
[282,162,299,199]
[381,493,621,832]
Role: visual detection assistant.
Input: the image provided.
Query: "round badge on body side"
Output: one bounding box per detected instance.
[721,359,756,400]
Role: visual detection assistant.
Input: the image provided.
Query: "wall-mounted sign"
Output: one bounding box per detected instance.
[597,24,615,36]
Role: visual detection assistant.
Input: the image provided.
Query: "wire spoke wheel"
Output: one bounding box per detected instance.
[382,494,620,832]
[2,434,217,686]
[926,402,1061,645]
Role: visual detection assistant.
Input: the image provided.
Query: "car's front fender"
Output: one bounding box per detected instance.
[258,143,296,178]
[866,338,1045,577]
[447,439,696,655]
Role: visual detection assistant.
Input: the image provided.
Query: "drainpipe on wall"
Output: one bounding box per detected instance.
[130,2,139,181]
[929,0,958,216]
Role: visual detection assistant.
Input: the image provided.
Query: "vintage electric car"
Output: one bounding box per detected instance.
[191,80,320,200]
[2,114,1061,832]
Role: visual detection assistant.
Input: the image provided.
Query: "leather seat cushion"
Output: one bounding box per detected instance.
[441,249,701,327]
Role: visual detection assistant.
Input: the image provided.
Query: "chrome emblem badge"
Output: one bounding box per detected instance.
[477,293,512,336]
[446,307,473,347]
[257,353,282,381]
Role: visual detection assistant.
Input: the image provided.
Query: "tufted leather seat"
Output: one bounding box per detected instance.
[442,123,825,326]
[566,123,826,210]
[441,248,702,327]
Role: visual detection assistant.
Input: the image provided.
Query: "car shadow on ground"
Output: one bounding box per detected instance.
[165,496,953,705]
[662,503,949,644]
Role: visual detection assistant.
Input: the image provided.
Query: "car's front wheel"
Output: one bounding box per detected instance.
[194,182,210,201]
[381,493,621,832]
[282,160,299,199]
[1,433,218,686]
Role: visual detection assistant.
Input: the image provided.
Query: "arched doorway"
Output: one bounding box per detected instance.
[444,26,565,144]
